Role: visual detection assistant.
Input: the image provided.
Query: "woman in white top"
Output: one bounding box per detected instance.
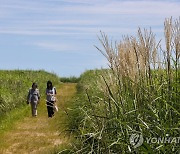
[46,80,57,118]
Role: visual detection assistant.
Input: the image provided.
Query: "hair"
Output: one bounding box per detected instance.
[32,82,38,89]
[47,80,53,90]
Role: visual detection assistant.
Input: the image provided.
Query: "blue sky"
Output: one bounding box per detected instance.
[0,0,179,77]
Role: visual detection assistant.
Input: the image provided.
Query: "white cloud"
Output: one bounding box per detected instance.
[33,41,88,53]
[0,29,85,36]
[0,25,140,36]
[34,42,72,52]
[73,1,178,17]
[0,0,179,46]
[1,0,180,17]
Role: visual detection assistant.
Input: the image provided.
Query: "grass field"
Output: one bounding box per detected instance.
[0,70,60,133]
[64,18,180,153]
[0,82,77,153]
[0,17,179,153]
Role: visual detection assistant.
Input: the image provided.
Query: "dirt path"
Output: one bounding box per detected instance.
[0,83,77,154]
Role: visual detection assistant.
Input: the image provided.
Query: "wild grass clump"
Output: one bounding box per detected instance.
[66,17,180,153]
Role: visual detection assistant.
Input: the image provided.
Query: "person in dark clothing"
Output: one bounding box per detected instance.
[46,80,57,118]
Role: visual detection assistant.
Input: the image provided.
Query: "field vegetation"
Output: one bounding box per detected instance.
[0,17,179,153]
[0,70,60,132]
[60,76,80,83]
[65,17,180,153]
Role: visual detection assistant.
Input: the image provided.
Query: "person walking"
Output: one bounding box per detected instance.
[46,80,57,118]
[27,82,40,117]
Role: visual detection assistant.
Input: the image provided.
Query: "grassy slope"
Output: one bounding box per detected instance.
[0,83,77,153]
[63,70,107,152]
[66,69,180,153]
[0,70,60,133]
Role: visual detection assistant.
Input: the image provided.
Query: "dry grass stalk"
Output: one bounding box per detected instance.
[97,28,159,85]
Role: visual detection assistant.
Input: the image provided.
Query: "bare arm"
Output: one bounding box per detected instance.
[27,89,31,104]
[37,90,40,100]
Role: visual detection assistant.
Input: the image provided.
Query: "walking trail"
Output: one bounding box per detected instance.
[0,83,77,154]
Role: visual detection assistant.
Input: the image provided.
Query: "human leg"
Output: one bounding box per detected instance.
[47,101,54,117]
[31,101,37,116]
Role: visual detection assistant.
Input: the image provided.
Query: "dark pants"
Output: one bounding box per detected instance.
[47,101,54,117]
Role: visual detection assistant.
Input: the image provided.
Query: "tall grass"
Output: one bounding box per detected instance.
[66,17,180,153]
